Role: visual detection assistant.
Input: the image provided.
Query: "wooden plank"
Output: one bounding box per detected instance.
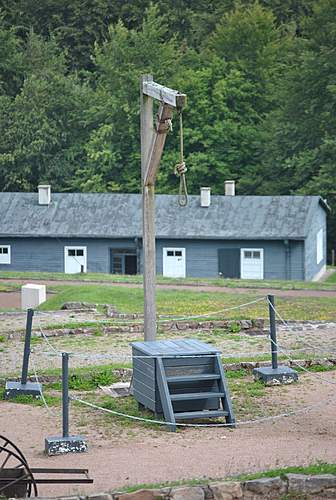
[166,374,220,383]
[215,353,236,426]
[133,390,156,412]
[174,410,228,420]
[133,377,155,396]
[156,358,176,431]
[142,80,186,109]
[140,74,154,183]
[144,103,173,186]
[171,392,224,401]
[140,75,157,342]
[143,183,157,341]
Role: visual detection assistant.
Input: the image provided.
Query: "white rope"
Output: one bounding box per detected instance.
[36,296,266,326]
[267,297,336,355]
[266,333,336,386]
[36,316,62,356]
[71,393,335,428]
[31,356,61,417]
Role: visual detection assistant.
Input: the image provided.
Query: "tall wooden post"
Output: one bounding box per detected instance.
[141,75,156,341]
[140,75,186,341]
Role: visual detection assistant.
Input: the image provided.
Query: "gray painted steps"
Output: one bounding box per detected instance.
[174,410,228,420]
[166,374,221,383]
[171,392,225,401]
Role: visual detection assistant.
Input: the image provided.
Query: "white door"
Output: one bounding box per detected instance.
[64,246,87,274]
[241,248,264,279]
[163,248,186,278]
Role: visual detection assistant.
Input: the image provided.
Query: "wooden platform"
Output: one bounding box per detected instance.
[132,339,235,431]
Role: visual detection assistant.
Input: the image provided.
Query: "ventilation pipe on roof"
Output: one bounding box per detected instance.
[200,187,211,207]
[38,185,51,205]
[225,180,235,196]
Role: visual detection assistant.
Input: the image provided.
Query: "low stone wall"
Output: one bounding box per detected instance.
[17,474,336,500]
[36,318,265,339]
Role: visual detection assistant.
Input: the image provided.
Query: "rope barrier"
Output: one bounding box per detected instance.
[267,297,336,355]
[71,392,335,428]
[36,296,267,325]
[31,356,61,417]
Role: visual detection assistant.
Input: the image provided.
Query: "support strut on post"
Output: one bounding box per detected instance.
[4,309,42,399]
[45,352,88,456]
[253,295,299,386]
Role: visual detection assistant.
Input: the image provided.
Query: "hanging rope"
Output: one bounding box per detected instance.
[174,110,188,207]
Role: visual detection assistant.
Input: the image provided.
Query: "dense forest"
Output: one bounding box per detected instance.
[0,0,335,254]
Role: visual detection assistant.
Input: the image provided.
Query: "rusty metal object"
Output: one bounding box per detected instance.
[0,435,93,498]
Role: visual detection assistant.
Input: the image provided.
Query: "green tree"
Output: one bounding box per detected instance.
[0,32,93,190]
[247,0,336,252]
[71,5,183,193]
[0,15,23,95]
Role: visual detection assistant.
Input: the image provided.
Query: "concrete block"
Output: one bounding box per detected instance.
[253,366,298,385]
[45,435,88,456]
[21,283,46,310]
[4,380,42,399]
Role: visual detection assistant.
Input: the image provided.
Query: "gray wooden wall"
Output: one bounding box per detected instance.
[0,236,308,280]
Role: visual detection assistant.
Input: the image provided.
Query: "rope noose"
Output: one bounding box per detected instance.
[174,110,188,207]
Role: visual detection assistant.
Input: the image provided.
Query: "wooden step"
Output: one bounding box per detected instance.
[174,409,228,420]
[171,392,224,401]
[166,374,220,383]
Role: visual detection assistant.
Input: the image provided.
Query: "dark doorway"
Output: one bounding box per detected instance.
[125,254,137,274]
[218,248,240,278]
[110,249,137,275]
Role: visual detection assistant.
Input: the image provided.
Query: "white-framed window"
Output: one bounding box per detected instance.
[0,245,11,264]
[316,228,323,264]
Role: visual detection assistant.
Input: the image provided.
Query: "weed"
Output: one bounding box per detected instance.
[229,322,241,333]
[93,328,103,337]
[0,335,5,343]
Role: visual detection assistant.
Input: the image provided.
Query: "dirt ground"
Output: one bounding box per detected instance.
[0,283,335,497]
[0,371,335,497]
[1,279,336,302]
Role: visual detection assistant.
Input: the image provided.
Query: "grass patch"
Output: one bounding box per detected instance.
[48,366,120,391]
[326,270,336,283]
[236,462,336,481]
[0,282,19,292]
[39,284,336,321]
[5,393,60,407]
[116,463,336,494]
[0,270,336,290]
[295,364,336,374]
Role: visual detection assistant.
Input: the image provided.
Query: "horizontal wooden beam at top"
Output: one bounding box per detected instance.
[142,80,186,109]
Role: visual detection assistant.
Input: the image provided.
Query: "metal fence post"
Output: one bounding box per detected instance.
[45,351,88,455]
[21,308,34,385]
[62,352,69,438]
[253,294,298,385]
[268,294,278,370]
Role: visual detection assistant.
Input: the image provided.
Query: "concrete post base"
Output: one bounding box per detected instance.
[4,380,42,399]
[45,435,88,456]
[253,366,298,385]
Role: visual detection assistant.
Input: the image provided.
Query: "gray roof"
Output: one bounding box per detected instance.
[0,193,327,240]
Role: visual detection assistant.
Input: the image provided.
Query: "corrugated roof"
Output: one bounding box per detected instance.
[0,193,325,240]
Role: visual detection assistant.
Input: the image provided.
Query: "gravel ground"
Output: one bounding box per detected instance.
[0,306,336,375]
